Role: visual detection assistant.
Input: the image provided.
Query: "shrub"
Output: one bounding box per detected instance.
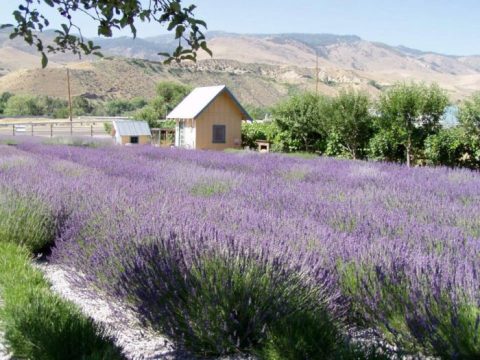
[116,234,341,357]
[52,106,70,119]
[425,127,480,169]
[241,121,278,149]
[3,94,45,116]
[340,258,480,359]
[0,243,124,360]
[0,191,56,253]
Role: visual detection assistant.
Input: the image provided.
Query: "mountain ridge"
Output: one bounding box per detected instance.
[0,30,479,106]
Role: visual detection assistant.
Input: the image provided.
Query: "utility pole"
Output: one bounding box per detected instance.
[315,50,319,96]
[67,68,73,135]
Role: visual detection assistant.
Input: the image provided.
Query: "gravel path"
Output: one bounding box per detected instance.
[36,262,180,360]
[0,295,12,360]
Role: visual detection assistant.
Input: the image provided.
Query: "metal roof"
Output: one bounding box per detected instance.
[166,85,251,120]
[113,120,151,136]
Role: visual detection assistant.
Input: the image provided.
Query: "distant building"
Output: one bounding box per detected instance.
[167,85,251,150]
[112,120,151,145]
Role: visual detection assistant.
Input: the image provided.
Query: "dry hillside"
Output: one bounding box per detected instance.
[0,30,479,106]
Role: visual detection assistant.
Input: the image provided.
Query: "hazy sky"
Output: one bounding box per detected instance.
[1,0,479,55]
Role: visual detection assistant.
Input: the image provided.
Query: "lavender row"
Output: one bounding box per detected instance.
[1,140,479,357]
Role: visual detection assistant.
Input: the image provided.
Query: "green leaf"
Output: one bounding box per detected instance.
[170,2,181,12]
[167,21,177,31]
[0,24,13,29]
[195,20,207,28]
[41,52,48,68]
[13,11,23,23]
[98,24,112,37]
[175,25,185,39]
[200,42,212,57]
[181,55,196,61]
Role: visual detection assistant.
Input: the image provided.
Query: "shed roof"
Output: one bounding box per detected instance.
[113,120,151,136]
[166,85,251,120]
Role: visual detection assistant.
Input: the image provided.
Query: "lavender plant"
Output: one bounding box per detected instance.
[1,138,479,358]
[116,231,341,356]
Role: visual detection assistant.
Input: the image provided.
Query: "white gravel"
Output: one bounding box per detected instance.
[0,337,10,360]
[0,295,12,360]
[36,262,180,360]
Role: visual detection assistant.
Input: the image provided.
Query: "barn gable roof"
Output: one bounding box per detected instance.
[166,85,251,120]
[113,120,151,136]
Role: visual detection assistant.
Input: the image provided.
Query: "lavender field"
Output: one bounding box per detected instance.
[0,139,479,359]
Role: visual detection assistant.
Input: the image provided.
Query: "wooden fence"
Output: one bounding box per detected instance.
[0,120,108,138]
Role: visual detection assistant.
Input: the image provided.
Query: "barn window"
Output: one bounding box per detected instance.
[212,125,226,143]
[130,136,139,144]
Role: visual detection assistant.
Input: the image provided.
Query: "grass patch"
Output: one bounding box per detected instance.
[283,152,319,159]
[281,166,311,181]
[0,242,124,360]
[42,137,104,148]
[223,148,246,154]
[190,180,231,197]
[0,139,17,146]
[0,192,56,253]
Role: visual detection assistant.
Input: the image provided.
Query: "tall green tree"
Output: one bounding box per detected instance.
[326,90,373,159]
[272,93,329,152]
[136,81,190,127]
[375,82,449,167]
[458,92,480,139]
[0,92,14,114]
[155,81,192,116]
[3,95,44,116]
[72,96,94,116]
[2,0,210,67]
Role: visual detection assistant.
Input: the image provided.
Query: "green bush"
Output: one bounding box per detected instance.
[0,192,56,253]
[241,121,278,149]
[104,122,113,134]
[3,95,45,116]
[425,127,480,169]
[52,106,70,119]
[0,243,124,360]
[0,92,13,114]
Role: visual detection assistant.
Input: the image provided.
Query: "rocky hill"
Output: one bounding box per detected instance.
[0,30,479,106]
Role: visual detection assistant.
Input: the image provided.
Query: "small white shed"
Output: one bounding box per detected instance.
[112,120,152,145]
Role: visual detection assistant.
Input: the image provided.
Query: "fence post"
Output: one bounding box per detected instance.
[31,122,34,136]
[12,125,15,136]
[90,124,93,137]
[70,121,73,136]
[50,123,53,138]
